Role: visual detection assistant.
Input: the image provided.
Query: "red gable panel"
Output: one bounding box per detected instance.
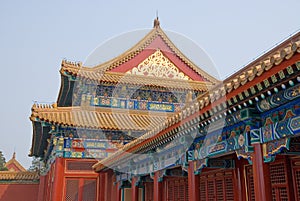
[109,35,206,82]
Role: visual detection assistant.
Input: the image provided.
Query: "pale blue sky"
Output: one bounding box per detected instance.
[0,1,299,168]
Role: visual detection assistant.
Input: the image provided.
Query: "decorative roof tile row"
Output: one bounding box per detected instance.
[93,32,300,172]
[0,171,39,181]
[61,65,214,91]
[31,105,171,131]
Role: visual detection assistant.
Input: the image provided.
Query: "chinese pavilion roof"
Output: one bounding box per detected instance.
[0,152,39,183]
[93,31,300,172]
[60,23,219,85]
[31,104,172,131]
[5,152,26,172]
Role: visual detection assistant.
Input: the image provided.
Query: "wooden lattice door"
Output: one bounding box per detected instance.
[245,165,255,201]
[291,157,300,200]
[246,158,292,201]
[199,170,234,201]
[166,177,189,201]
[269,160,290,201]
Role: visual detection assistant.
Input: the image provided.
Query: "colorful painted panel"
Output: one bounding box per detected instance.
[90,95,180,112]
[53,137,116,159]
[257,83,300,112]
[260,115,300,143]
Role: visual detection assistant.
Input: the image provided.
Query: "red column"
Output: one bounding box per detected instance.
[131,177,139,201]
[252,143,272,201]
[51,157,64,201]
[188,162,200,201]
[233,158,246,201]
[153,172,163,201]
[99,173,105,201]
[115,182,122,201]
[105,172,113,201]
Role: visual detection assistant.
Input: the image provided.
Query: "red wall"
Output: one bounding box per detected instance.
[0,183,39,201]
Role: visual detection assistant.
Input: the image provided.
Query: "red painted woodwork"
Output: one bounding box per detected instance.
[51,157,64,201]
[188,161,199,201]
[291,156,300,200]
[0,183,39,201]
[106,171,117,201]
[99,173,105,201]
[144,182,154,201]
[246,155,297,201]
[131,177,139,201]
[115,182,122,201]
[166,177,189,201]
[252,143,272,201]
[233,158,247,201]
[64,177,97,201]
[245,165,255,201]
[199,169,234,201]
[153,171,163,201]
[269,157,293,201]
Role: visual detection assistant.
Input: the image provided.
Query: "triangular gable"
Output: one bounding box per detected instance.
[5,153,26,172]
[126,49,190,80]
[108,33,207,82]
[91,25,219,84]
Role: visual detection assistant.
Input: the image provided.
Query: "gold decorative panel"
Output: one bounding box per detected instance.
[126,50,190,80]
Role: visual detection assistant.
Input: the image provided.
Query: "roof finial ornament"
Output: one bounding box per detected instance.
[153,11,160,28]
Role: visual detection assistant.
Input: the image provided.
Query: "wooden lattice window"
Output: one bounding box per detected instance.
[65,179,79,201]
[225,177,234,200]
[245,165,255,201]
[246,160,291,201]
[66,160,96,172]
[166,177,189,201]
[270,161,289,201]
[294,169,300,199]
[199,179,207,201]
[199,170,234,201]
[64,178,97,201]
[291,157,300,200]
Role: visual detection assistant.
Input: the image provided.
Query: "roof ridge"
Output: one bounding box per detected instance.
[92,28,158,72]
[154,28,219,84]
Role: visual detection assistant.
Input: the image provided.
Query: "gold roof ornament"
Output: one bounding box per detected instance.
[126,49,190,80]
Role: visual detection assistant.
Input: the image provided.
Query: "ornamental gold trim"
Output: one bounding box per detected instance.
[126,49,190,80]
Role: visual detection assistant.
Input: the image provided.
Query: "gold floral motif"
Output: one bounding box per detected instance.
[126,50,190,80]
